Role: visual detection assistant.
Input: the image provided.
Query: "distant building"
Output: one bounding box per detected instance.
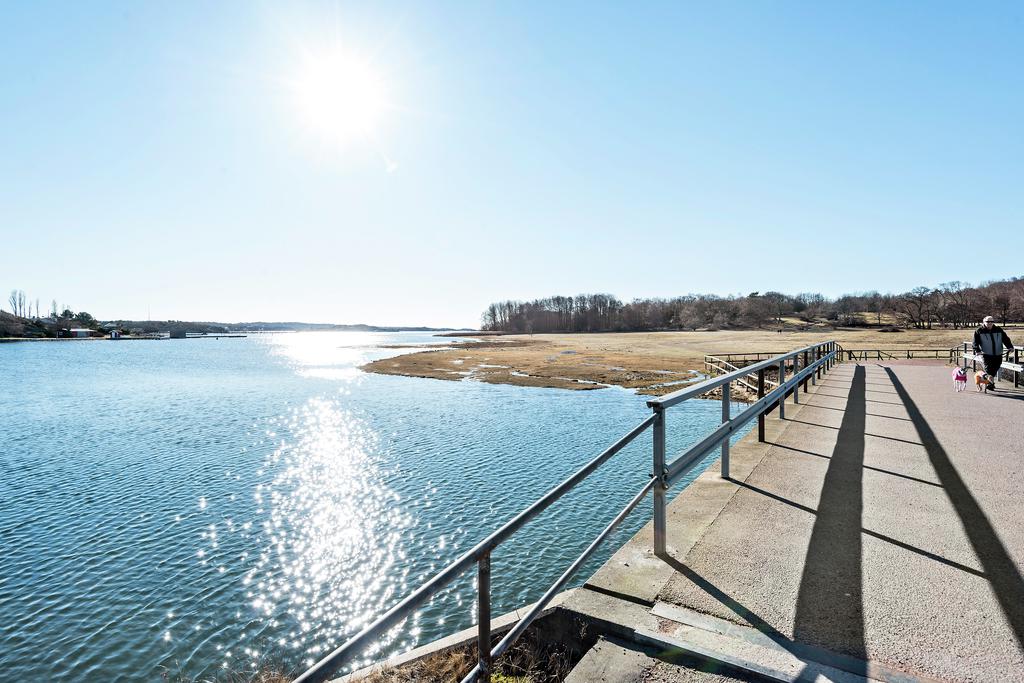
[109,330,122,339]
[169,330,187,339]
[69,328,92,338]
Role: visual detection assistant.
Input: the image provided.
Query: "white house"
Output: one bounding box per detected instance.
[69,328,92,338]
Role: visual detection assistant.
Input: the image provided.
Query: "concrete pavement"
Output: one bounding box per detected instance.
[563,361,1024,682]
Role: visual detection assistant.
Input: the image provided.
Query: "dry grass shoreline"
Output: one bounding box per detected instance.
[361,328,996,396]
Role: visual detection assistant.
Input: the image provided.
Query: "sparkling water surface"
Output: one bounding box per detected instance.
[0,332,743,680]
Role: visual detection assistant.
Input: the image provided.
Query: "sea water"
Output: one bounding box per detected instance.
[0,332,744,680]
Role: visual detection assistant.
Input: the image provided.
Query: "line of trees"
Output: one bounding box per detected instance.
[2,289,101,337]
[6,289,65,320]
[481,277,1024,333]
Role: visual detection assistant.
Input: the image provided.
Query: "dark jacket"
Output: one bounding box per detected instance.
[973,325,1014,356]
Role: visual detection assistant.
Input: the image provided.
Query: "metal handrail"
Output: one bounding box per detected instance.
[294,340,843,683]
[293,414,657,683]
[647,341,839,554]
[458,476,658,683]
[704,355,780,392]
[666,352,834,485]
[657,342,831,410]
[836,347,954,361]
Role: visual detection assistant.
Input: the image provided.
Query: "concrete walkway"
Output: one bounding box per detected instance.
[564,361,1024,682]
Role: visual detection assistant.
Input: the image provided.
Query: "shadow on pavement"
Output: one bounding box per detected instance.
[792,364,867,664]
[733,479,985,578]
[882,366,1024,652]
[662,557,867,682]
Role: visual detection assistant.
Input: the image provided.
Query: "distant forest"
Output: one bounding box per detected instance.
[0,290,460,338]
[481,277,1024,333]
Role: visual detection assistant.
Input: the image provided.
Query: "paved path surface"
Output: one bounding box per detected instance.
[565,361,1024,682]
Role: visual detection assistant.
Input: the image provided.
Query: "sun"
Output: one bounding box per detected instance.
[291,49,389,148]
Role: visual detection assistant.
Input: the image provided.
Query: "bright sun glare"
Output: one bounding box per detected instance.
[292,50,388,147]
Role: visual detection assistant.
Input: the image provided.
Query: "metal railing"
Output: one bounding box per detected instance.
[703,355,779,396]
[292,415,659,683]
[835,348,955,362]
[648,341,838,554]
[293,341,842,683]
[954,342,1023,388]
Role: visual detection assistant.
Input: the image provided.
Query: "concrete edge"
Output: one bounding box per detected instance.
[333,588,575,682]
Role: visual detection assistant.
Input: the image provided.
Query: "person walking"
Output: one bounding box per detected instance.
[973,315,1014,389]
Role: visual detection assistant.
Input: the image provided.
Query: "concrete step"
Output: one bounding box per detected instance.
[560,588,938,683]
[564,635,763,683]
[644,601,935,683]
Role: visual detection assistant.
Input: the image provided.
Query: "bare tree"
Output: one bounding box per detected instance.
[896,287,933,329]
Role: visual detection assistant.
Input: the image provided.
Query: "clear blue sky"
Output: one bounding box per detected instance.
[2,2,1021,328]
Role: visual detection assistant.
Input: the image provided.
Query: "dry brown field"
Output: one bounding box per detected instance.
[361,327,1019,396]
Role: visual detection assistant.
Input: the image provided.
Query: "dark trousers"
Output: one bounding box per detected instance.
[983,354,1003,378]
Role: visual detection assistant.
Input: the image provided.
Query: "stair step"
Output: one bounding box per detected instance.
[648,601,938,683]
[564,635,765,683]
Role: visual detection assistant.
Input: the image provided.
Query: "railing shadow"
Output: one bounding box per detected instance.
[792,364,868,664]
[663,557,872,681]
[733,479,985,578]
[882,366,1024,651]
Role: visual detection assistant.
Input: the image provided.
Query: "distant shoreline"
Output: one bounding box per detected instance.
[361,327,983,395]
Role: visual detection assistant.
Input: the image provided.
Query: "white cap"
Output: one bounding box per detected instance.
[983,315,995,323]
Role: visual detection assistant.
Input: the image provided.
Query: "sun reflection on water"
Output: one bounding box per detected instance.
[242,397,412,669]
[261,331,382,372]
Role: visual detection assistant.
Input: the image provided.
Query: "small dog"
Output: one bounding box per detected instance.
[952,367,967,392]
[975,371,995,393]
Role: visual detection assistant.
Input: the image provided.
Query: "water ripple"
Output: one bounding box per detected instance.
[0,333,742,680]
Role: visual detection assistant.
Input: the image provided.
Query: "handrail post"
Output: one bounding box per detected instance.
[757,368,766,442]
[721,381,731,479]
[653,406,667,556]
[1016,348,1020,388]
[803,351,809,392]
[478,553,491,681]
[792,354,800,404]
[778,360,786,418]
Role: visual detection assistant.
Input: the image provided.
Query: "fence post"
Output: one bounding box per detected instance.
[653,406,667,556]
[478,553,491,680]
[1016,348,1020,389]
[792,355,799,404]
[778,360,786,418]
[758,369,766,441]
[803,351,809,392]
[721,382,730,479]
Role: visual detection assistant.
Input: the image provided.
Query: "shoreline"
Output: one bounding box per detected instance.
[360,328,977,396]
[362,336,705,395]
